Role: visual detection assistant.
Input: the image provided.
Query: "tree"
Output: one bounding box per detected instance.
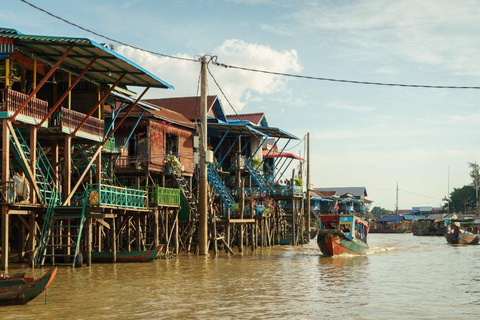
[449,185,476,213]
[468,162,479,213]
[370,206,394,219]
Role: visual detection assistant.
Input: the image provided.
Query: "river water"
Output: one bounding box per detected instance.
[1,234,479,319]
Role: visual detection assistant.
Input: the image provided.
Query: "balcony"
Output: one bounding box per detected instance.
[87,183,147,209]
[50,107,104,142]
[146,186,180,206]
[0,88,49,126]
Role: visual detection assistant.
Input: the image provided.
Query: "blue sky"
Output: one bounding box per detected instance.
[2,0,479,210]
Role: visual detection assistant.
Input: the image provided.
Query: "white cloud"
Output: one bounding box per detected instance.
[116,39,302,110]
[265,0,480,74]
[326,101,375,112]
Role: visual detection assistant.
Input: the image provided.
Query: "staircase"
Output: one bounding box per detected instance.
[207,163,235,209]
[172,171,198,216]
[245,161,271,193]
[73,144,121,186]
[10,128,58,204]
[8,128,83,266]
[37,198,87,267]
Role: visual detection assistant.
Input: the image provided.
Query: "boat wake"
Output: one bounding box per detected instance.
[367,246,404,255]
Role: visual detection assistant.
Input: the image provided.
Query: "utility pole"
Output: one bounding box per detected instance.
[395,182,398,215]
[306,133,311,242]
[198,56,208,255]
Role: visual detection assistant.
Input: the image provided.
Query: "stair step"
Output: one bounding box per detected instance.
[45,244,77,248]
[49,234,79,238]
[52,215,83,219]
[43,254,75,257]
[50,225,81,228]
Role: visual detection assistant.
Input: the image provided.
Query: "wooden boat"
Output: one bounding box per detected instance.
[445,220,479,245]
[316,214,369,256]
[91,245,163,263]
[0,267,57,305]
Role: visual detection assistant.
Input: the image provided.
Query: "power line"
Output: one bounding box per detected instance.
[207,63,239,117]
[398,188,443,201]
[21,0,480,90]
[19,0,197,63]
[211,59,480,90]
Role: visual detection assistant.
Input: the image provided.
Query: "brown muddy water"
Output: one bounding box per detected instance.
[1,234,479,319]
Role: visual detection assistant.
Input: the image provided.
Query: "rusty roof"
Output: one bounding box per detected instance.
[226,113,265,126]
[144,96,221,121]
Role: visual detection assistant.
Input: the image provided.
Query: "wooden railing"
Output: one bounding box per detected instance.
[50,107,104,139]
[0,88,49,123]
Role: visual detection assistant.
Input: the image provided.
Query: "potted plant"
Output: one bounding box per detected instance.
[294,175,303,187]
[231,203,241,217]
[164,153,182,174]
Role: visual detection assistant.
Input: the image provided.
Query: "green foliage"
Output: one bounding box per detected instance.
[294,175,303,186]
[164,153,182,173]
[370,206,394,218]
[449,185,476,213]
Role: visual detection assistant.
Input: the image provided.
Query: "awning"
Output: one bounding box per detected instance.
[262,149,304,161]
[1,31,173,89]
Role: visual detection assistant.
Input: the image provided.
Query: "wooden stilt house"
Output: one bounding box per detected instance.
[0,28,174,269]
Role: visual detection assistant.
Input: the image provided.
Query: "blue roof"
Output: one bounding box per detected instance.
[377,215,403,223]
[404,214,426,220]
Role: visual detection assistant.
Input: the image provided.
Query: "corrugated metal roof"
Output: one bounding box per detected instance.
[377,215,403,223]
[227,113,266,126]
[251,126,299,140]
[315,187,367,198]
[262,149,304,161]
[1,31,173,89]
[145,96,224,121]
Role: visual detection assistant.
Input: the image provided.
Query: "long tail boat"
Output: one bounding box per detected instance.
[316,214,369,256]
[91,244,163,263]
[0,267,57,305]
[445,220,480,245]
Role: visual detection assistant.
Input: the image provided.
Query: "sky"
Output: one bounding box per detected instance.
[2,0,479,211]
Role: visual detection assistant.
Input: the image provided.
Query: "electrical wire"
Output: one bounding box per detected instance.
[22,0,480,91]
[211,59,480,90]
[207,63,239,116]
[398,188,443,201]
[19,0,197,63]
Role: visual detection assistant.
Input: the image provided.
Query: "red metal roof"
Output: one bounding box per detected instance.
[226,113,265,125]
[262,149,305,161]
[144,96,218,121]
[112,102,195,129]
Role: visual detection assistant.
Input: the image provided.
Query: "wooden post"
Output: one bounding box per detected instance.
[64,137,71,205]
[306,132,311,243]
[28,214,36,267]
[86,218,92,266]
[174,210,179,255]
[110,217,116,262]
[1,119,10,270]
[291,169,296,246]
[136,215,141,251]
[154,209,159,247]
[29,126,37,204]
[198,56,208,255]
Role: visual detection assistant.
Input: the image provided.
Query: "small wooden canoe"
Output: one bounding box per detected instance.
[91,245,163,263]
[0,267,57,305]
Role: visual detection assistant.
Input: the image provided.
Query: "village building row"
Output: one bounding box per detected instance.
[0,27,309,269]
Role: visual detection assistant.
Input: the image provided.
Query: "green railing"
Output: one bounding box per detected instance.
[146,186,181,206]
[87,183,147,209]
[103,136,116,152]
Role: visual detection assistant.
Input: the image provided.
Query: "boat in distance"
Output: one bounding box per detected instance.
[316,214,369,256]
